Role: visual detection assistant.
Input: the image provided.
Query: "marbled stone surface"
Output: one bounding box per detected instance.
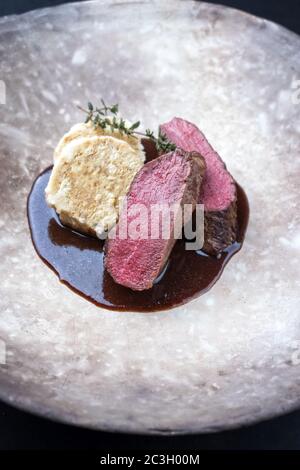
[0,0,299,433]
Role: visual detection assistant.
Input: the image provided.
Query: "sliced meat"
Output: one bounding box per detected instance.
[160,117,237,255]
[105,149,206,291]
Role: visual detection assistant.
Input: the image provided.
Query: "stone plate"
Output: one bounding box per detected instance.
[0,0,299,433]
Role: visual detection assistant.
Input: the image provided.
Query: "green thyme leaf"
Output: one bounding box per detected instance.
[78,101,176,153]
[129,121,140,131]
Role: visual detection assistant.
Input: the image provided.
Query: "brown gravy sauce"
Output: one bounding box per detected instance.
[27,140,249,312]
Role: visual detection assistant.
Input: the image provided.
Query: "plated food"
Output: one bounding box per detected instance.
[1,0,299,435]
[28,101,249,310]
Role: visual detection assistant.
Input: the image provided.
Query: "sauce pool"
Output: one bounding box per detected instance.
[27,140,249,312]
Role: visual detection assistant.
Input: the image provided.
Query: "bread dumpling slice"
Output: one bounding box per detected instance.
[45,135,144,237]
[54,121,144,162]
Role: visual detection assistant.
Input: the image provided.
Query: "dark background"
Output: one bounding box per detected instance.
[1,0,300,451]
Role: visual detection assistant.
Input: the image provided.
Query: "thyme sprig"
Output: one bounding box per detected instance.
[77,101,176,153]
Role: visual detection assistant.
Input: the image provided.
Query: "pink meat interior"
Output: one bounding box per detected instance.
[160,117,235,211]
[106,150,193,290]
